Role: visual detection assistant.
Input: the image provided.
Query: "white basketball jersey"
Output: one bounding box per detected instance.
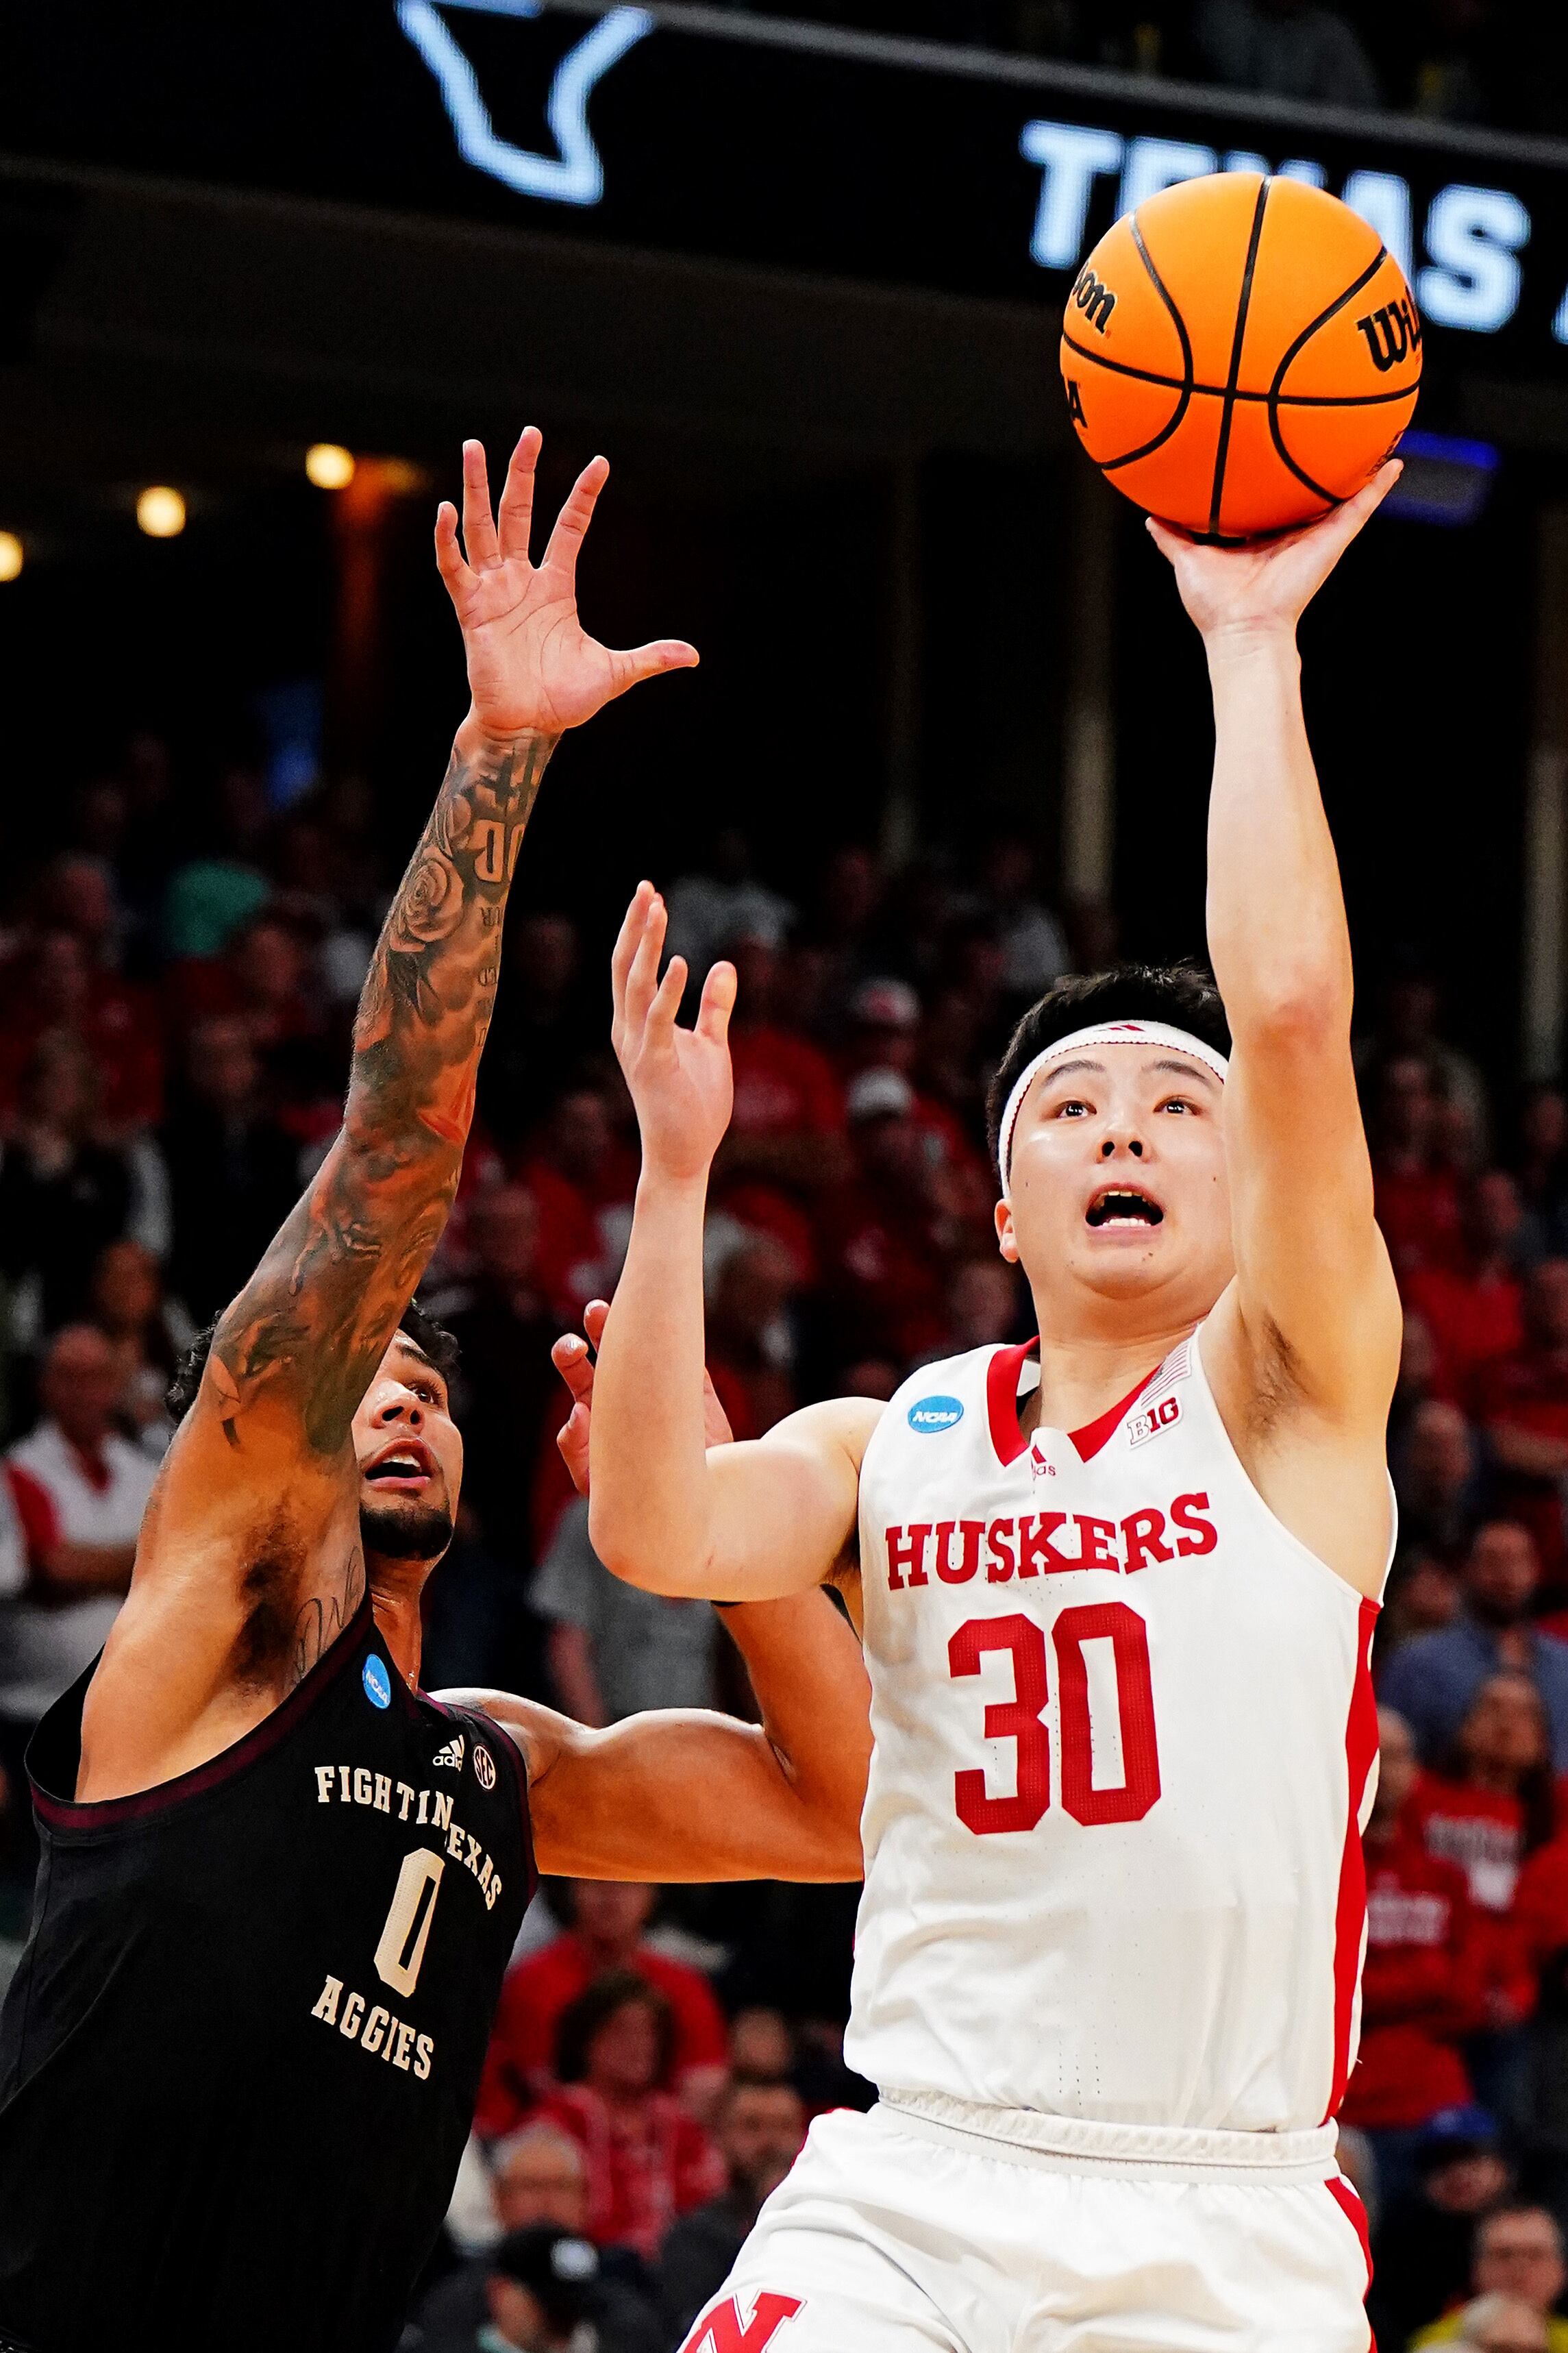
[845,1328,1383,2136]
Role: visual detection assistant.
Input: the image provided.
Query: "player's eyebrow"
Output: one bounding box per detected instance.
[1148,1056,1220,1090]
[1039,1057,1105,1085]
[393,1337,443,1379]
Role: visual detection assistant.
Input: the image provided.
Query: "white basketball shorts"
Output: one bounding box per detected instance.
[676,2099,1372,2353]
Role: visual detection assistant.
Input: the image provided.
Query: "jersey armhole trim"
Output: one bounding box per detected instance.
[29,1584,377,1834]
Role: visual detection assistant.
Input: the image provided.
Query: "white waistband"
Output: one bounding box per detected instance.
[876,2089,1340,2185]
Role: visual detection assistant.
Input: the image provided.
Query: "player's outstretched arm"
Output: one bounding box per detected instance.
[101,436,695,1722]
[585,887,878,1601]
[1149,464,1402,1594]
[445,1586,871,1880]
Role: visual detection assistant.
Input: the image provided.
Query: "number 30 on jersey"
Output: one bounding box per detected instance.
[948,1601,1161,1834]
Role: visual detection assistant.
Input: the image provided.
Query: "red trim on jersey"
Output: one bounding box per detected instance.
[1326,2174,1373,2290]
[985,1342,1162,1466]
[986,1340,1038,1464]
[1324,1596,1382,2123]
[1069,1366,1162,1464]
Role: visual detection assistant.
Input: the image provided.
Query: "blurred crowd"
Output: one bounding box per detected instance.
[758,0,1568,136]
[10,731,1568,2348]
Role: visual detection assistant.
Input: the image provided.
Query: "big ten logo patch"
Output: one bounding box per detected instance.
[680,2293,804,2353]
[1128,1394,1182,1449]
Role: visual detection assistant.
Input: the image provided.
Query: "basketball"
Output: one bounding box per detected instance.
[1060,172,1422,542]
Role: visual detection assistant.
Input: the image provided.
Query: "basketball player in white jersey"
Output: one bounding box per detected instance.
[586,462,1406,2353]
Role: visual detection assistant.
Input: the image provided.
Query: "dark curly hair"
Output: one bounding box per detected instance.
[553,1969,676,2088]
[985,963,1231,1176]
[166,1299,460,1426]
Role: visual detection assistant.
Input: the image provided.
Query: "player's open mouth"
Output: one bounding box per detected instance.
[364,1440,436,1491]
[1086,1187,1164,1229]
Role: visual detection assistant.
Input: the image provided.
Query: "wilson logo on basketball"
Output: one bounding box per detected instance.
[1070,264,1116,334]
[1354,295,1423,373]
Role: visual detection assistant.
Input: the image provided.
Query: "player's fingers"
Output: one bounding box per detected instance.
[614,640,701,693]
[542,454,610,584]
[649,953,688,1035]
[623,891,667,1031]
[556,1402,591,1496]
[610,883,656,1018]
[551,1332,595,1407]
[582,1298,610,1350]
[434,502,469,594]
[695,959,736,1047]
[460,439,500,570]
[1143,515,1192,565]
[496,426,542,565]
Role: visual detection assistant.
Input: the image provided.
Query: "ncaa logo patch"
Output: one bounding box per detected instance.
[473,1742,497,1792]
[362,1654,392,1710]
[908,1394,964,1435]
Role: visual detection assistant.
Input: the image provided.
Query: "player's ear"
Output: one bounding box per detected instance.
[995,1200,1019,1265]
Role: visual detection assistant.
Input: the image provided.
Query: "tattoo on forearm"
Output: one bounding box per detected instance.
[209,728,556,1456]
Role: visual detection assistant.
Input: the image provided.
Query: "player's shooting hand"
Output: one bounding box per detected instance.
[1146,458,1402,648]
[435,430,698,739]
[553,1296,736,1494]
[610,882,736,1183]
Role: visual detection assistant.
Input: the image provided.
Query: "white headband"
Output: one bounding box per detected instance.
[997,1020,1230,1197]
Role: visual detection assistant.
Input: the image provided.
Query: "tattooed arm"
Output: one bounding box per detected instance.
[77,430,696,1799]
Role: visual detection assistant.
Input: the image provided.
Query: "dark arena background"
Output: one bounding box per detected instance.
[3,3,1568,2343]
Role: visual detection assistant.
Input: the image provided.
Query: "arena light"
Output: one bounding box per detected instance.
[0,533,23,582]
[136,486,186,539]
[306,442,356,490]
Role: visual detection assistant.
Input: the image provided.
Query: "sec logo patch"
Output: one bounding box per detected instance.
[908,1395,963,1435]
[473,1742,497,1791]
[362,1654,392,1710]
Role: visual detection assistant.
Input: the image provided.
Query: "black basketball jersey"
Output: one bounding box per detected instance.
[0,1590,534,2353]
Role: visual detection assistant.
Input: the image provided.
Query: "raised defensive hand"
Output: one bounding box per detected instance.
[553,1297,736,1494]
[1147,458,1401,643]
[610,882,737,1184]
[435,430,697,738]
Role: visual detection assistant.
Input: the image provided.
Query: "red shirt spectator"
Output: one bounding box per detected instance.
[517,1087,638,1321]
[716,939,846,1202]
[1342,1710,1486,2130]
[0,927,162,1133]
[1404,1174,1524,1401]
[531,1972,724,2258]
[817,1072,949,1365]
[1473,1260,1568,1584]
[476,1882,728,2138]
[1371,1053,1463,1277]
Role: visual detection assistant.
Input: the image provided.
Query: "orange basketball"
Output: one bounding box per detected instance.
[1060,171,1421,542]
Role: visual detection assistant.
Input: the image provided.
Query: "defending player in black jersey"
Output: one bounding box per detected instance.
[0,434,871,2353]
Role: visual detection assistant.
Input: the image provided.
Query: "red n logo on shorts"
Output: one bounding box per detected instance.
[680,2292,804,2353]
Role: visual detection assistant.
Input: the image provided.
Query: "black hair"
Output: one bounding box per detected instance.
[985,963,1232,1175]
[553,1968,676,2088]
[165,1298,460,1427]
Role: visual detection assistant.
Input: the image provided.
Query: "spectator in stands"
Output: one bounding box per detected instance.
[519,1085,638,1323]
[493,2125,593,2234]
[0,902,162,1135]
[1443,2297,1550,2353]
[1413,2207,1568,2352]
[1413,1672,1554,2111]
[718,934,847,1196]
[477,1882,728,2136]
[86,1238,192,1459]
[941,1256,1024,1355]
[1476,1264,1568,1597]
[439,1183,559,1566]
[531,1497,718,1731]
[1372,1052,1464,1279]
[663,830,793,984]
[1408,1175,1527,1403]
[1396,1399,1480,1568]
[0,1324,155,1768]
[480,913,597,1153]
[0,1037,134,1335]
[1380,1524,1568,1772]
[976,833,1071,1005]
[657,2078,808,2341]
[1519,1090,1568,1264]
[1369,2105,1512,2350]
[1342,1710,1484,2207]
[705,1233,799,1440]
[158,1015,303,1322]
[819,1068,950,1366]
[1191,0,1380,108]
[414,2222,662,2353]
[534,1973,724,2260]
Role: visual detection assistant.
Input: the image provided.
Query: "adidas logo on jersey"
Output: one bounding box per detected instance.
[432,1734,465,1772]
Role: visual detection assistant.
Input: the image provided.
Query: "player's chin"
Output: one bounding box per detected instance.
[358,1495,456,1564]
